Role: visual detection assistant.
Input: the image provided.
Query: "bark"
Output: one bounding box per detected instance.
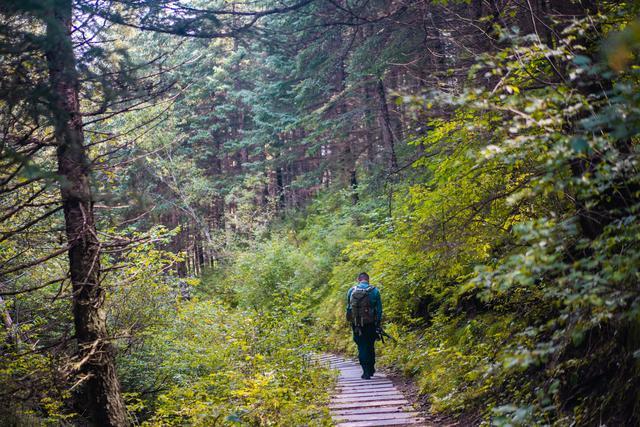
[389,69,404,143]
[333,44,358,204]
[363,84,378,168]
[342,139,358,205]
[376,78,398,170]
[350,168,359,205]
[44,2,127,426]
[0,294,18,345]
[276,166,286,210]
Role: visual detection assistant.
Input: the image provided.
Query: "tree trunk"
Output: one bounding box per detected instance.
[0,294,18,345]
[363,85,378,168]
[376,78,398,170]
[44,3,128,426]
[350,169,359,205]
[276,166,286,211]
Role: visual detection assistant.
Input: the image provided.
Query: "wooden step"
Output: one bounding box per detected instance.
[332,395,407,404]
[336,392,405,400]
[329,400,410,410]
[336,418,425,427]
[332,406,416,416]
[320,353,426,426]
[333,412,421,422]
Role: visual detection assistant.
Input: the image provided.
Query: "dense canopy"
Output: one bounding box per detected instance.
[1,0,639,425]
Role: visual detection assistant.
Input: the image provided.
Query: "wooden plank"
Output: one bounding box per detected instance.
[322,353,424,426]
[332,394,407,403]
[331,406,416,416]
[328,400,409,410]
[337,391,400,396]
[337,390,399,396]
[338,380,393,388]
[332,412,421,422]
[338,385,398,392]
[336,418,425,427]
[339,374,388,377]
[336,392,404,399]
[338,382,396,388]
[338,387,398,394]
[339,372,388,376]
[337,381,391,387]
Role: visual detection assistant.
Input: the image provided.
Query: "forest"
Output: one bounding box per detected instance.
[1,0,639,425]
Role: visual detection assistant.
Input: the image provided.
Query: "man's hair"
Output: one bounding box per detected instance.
[357,272,369,282]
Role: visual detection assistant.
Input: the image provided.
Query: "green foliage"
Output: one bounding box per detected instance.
[224,237,318,308]
[120,291,333,426]
[311,5,640,426]
[4,1,640,426]
[113,210,353,425]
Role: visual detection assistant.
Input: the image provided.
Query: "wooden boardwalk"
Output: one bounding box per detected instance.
[318,353,426,427]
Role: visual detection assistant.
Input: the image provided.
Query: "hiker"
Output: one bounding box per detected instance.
[346,272,382,379]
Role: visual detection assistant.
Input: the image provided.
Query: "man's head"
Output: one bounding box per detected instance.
[357,272,369,283]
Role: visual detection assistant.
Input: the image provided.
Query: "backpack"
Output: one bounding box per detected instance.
[347,285,375,326]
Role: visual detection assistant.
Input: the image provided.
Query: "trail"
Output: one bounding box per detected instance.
[318,354,430,427]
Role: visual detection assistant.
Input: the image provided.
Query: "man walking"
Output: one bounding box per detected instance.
[346,272,382,379]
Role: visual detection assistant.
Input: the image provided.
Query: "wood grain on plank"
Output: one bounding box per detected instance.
[319,354,427,427]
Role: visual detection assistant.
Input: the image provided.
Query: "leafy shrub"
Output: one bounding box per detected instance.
[131,299,333,426]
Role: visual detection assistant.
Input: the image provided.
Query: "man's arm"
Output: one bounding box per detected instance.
[374,288,382,325]
[346,288,353,322]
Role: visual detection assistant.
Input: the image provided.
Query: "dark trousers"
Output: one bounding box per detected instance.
[352,323,376,376]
